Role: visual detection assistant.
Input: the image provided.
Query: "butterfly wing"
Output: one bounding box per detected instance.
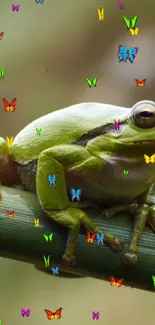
[131,15,138,29]
[129,28,134,35]
[135,27,139,35]
[116,279,123,287]
[0,68,5,79]
[140,79,146,87]
[117,45,128,62]
[122,16,131,29]
[54,308,62,319]
[87,232,91,242]
[3,98,10,112]
[101,233,104,240]
[70,188,75,195]
[44,309,54,320]
[92,76,98,87]
[85,78,92,87]
[144,154,149,163]
[128,47,138,63]
[77,189,81,196]
[0,32,4,39]
[150,154,155,163]
[110,276,116,286]
[9,98,16,112]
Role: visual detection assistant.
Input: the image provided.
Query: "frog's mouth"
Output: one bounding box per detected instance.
[134,140,155,144]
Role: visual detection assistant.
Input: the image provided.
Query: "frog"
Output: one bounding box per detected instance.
[0,100,155,266]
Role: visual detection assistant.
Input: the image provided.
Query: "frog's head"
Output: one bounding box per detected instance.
[103,100,155,156]
[0,137,20,186]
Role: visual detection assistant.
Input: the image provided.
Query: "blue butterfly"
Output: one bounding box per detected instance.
[117,45,138,63]
[47,174,56,187]
[35,0,44,3]
[96,233,104,245]
[70,188,81,202]
[51,266,59,275]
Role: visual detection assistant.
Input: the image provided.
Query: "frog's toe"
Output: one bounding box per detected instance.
[62,253,76,266]
[123,252,137,265]
[110,237,124,251]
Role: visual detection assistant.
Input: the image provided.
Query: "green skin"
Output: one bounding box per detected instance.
[1,100,155,265]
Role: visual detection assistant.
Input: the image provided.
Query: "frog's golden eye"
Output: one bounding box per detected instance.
[131,100,155,128]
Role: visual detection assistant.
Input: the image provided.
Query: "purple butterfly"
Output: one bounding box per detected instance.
[92,311,100,320]
[21,308,31,317]
[12,4,20,11]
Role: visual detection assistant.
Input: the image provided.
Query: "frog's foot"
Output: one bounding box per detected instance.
[104,233,124,251]
[102,203,138,218]
[62,253,76,265]
[123,252,137,265]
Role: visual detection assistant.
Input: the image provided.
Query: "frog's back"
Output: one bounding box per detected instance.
[12,102,129,164]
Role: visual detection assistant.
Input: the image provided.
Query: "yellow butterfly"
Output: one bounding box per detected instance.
[129,27,139,35]
[144,154,155,164]
[34,219,40,227]
[6,136,14,147]
[97,8,104,21]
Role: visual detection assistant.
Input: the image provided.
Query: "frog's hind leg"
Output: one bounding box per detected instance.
[36,145,124,265]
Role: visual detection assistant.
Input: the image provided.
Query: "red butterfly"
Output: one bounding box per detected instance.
[135,79,146,87]
[110,276,123,287]
[3,98,16,112]
[44,308,62,320]
[0,32,4,40]
[87,232,96,243]
[7,210,15,217]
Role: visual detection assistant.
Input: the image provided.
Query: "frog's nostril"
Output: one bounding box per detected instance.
[140,111,153,118]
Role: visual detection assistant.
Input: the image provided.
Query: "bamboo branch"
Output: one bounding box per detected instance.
[0,186,155,292]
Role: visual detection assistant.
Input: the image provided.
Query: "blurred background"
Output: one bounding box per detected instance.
[0,0,155,324]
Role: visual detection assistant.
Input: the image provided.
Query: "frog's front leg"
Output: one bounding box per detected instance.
[36,145,124,265]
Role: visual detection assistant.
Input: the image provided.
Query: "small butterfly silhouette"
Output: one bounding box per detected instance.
[6,136,14,147]
[3,98,16,112]
[7,210,14,217]
[117,45,138,63]
[0,68,6,79]
[87,232,96,243]
[92,311,100,320]
[44,308,62,320]
[85,76,98,87]
[96,233,104,245]
[129,27,139,35]
[47,174,56,187]
[52,266,59,275]
[110,276,123,287]
[12,4,20,11]
[70,188,81,202]
[135,79,146,87]
[21,308,31,317]
[144,154,155,164]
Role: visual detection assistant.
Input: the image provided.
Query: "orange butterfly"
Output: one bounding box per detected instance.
[0,32,4,40]
[3,98,16,112]
[44,308,62,320]
[110,276,123,287]
[87,232,96,243]
[7,210,15,217]
[135,79,146,87]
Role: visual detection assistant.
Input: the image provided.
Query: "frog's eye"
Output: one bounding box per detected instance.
[131,100,155,129]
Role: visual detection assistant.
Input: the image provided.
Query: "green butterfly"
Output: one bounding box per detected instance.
[36,128,42,135]
[124,170,129,175]
[122,16,138,30]
[0,68,6,79]
[43,233,53,242]
[85,76,98,87]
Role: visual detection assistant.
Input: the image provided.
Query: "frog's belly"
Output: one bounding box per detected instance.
[66,160,155,206]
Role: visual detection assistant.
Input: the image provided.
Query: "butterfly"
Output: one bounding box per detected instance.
[70,188,81,202]
[122,15,138,30]
[43,233,53,241]
[124,170,129,175]
[114,119,120,131]
[6,136,14,147]
[96,233,104,245]
[87,232,96,243]
[7,210,14,217]
[110,276,123,287]
[97,8,104,21]
[92,311,100,320]
[144,154,155,164]
[135,79,146,87]
[52,266,59,275]
[47,174,56,187]
[0,68,6,79]
[21,308,31,317]
[34,219,39,227]
[117,45,138,63]
[12,4,20,11]
[3,98,16,112]
[85,76,98,87]
[36,128,42,135]
[129,28,139,35]
[35,0,44,3]
[0,32,4,40]
[44,308,62,320]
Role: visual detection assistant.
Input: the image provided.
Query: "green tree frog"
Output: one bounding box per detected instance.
[0,100,155,266]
